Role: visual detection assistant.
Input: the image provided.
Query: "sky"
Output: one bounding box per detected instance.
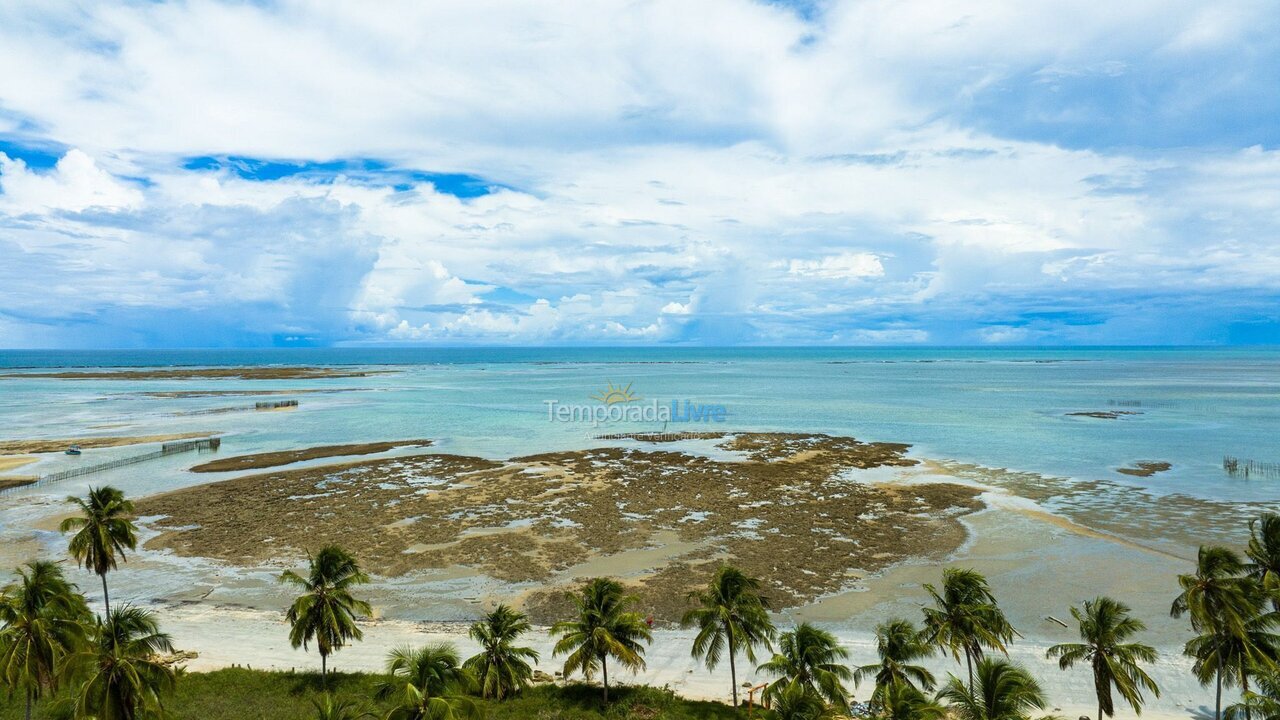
[0,1,1278,348]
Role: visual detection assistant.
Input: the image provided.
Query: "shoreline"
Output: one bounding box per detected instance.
[0,423,1244,717]
[150,601,1208,720]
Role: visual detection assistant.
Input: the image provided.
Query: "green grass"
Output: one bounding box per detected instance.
[0,668,742,719]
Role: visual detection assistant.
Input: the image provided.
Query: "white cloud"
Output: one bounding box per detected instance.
[0,150,143,213]
[0,1,1276,346]
[787,252,884,280]
[978,326,1030,344]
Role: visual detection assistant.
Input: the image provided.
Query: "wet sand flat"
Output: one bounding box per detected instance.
[0,456,37,472]
[139,433,981,621]
[0,432,217,455]
[141,389,357,398]
[189,440,433,473]
[0,476,37,491]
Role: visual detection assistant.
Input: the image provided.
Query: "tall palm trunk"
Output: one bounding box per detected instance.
[965,648,975,699]
[100,573,111,615]
[321,652,328,687]
[1216,667,1223,720]
[25,691,33,720]
[1242,670,1252,720]
[1098,700,1103,720]
[602,654,610,704]
[728,623,739,707]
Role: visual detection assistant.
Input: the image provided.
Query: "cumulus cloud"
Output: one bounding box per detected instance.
[0,150,143,213]
[0,0,1277,346]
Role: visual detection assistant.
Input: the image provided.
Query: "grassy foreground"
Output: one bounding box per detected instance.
[0,667,740,720]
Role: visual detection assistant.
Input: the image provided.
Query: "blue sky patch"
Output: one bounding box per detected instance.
[0,137,66,169]
[181,155,499,198]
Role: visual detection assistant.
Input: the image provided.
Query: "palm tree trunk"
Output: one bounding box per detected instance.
[1216,668,1223,720]
[1098,699,1103,720]
[1243,671,1252,720]
[602,654,610,704]
[100,573,111,615]
[728,624,739,708]
[24,691,32,720]
[965,649,974,699]
[321,652,328,687]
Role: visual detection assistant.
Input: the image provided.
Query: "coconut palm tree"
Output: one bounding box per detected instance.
[1173,546,1270,720]
[1046,596,1160,720]
[67,604,177,720]
[880,679,947,720]
[1172,546,1253,635]
[758,623,853,711]
[464,604,539,700]
[922,568,1015,693]
[854,618,936,704]
[60,486,138,615]
[763,677,835,720]
[376,643,477,720]
[0,561,91,720]
[1228,668,1280,720]
[681,564,776,707]
[1248,514,1280,610]
[938,658,1048,720]
[281,546,372,683]
[550,577,652,704]
[1186,594,1280,720]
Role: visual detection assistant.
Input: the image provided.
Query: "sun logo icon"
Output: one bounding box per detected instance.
[591,381,640,405]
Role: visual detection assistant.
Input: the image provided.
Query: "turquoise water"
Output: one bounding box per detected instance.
[2,347,1277,503]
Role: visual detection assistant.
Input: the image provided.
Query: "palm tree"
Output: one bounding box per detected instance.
[1172,546,1269,720]
[939,658,1048,720]
[758,623,853,710]
[464,604,539,700]
[764,677,835,720]
[854,618,936,704]
[67,604,177,720]
[1186,595,1280,720]
[1248,514,1280,610]
[60,486,138,615]
[923,568,1015,693]
[879,679,947,720]
[0,561,91,720]
[1172,546,1252,634]
[550,577,652,704]
[281,546,372,682]
[1228,668,1280,720]
[376,643,477,720]
[681,564,776,707]
[1047,596,1160,720]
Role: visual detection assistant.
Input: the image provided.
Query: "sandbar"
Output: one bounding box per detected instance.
[0,432,217,455]
[189,440,433,473]
[0,456,37,472]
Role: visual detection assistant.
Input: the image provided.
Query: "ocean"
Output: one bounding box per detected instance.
[1,346,1277,504]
